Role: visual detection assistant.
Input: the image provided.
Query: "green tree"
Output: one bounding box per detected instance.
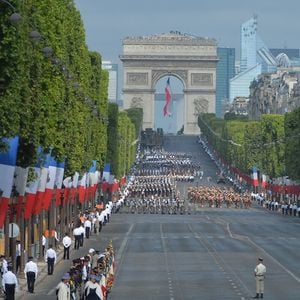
[285,108,300,180]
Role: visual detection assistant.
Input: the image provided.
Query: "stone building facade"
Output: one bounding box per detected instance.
[248,69,300,119]
[120,32,218,135]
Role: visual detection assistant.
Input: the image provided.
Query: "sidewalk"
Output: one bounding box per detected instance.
[14,246,65,299]
[0,242,82,299]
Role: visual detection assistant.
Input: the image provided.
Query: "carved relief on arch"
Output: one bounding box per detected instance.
[130,97,143,108]
[193,97,209,115]
[151,70,187,88]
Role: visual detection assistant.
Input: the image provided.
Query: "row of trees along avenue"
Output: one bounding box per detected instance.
[0,0,143,177]
[198,109,300,181]
[0,0,143,262]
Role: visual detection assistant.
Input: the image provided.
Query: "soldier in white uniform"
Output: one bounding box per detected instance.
[253,257,266,298]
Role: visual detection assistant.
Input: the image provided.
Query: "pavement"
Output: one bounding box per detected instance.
[0,221,114,299]
[16,247,65,299]
[3,239,74,299]
[0,246,64,299]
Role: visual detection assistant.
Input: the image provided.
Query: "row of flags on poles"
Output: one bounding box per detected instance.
[0,138,126,228]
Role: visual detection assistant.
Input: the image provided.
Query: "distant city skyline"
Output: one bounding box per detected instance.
[74,0,300,64]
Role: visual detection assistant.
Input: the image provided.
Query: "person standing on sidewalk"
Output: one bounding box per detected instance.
[15,241,21,274]
[63,233,72,260]
[84,218,92,239]
[56,273,71,300]
[73,226,81,250]
[2,265,18,300]
[79,225,85,247]
[253,257,266,298]
[0,255,8,274]
[45,244,57,275]
[84,274,103,300]
[24,256,38,293]
[41,234,46,257]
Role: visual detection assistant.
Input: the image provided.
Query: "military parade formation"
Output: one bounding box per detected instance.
[0,144,255,300]
[120,147,253,215]
[188,185,252,209]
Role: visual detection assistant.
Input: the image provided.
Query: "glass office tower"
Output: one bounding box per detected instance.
[230,16,277,102]
[102,61,119,103]
[216,48,235,117]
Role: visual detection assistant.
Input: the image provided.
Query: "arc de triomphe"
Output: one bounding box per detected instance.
[120,32,218,135]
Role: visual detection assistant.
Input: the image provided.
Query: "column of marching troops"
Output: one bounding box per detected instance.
[123,151,199,214]
[188,186,252,209]
[123,149,252,213]
[123,175,187,214]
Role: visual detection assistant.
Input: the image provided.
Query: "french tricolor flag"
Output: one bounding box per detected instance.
[54,161,65,206]
[78,173,87,204]
[252,167,259,187]
[261,174,267,188]
[70,172,79,204]
[102,163,110,183]
[62,176,72,204]
[163,77,172,117]
[34,153,51,214]
[14,166,28,220]
[43,156,57,210]
[0,137,19,228]
[24,166,40,219]
[88,160,97,200]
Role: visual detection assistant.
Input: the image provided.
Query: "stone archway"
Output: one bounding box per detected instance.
[120,31,218,135]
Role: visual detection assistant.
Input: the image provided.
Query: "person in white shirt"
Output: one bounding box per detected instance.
[24,256,38,293]
[2,265,18,299]
[42,235,46,257]
[84,218,92,239]
[79,225,85,247]
[253,257,266,299]
[45,244,57,275]
[97,213,103,233]
[0,255,8,274]
[15,241,21,274]
[73,227,81,250]
[81,259,88,283]
[62,233,72,260]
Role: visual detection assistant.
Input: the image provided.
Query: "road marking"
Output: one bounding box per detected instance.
[227,222,300,283]
[115,224,134,261]
[46,286,56,295]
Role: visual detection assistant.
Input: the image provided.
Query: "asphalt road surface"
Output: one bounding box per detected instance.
[18,136,300,299]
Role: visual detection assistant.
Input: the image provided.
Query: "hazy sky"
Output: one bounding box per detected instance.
[74,0,300,65]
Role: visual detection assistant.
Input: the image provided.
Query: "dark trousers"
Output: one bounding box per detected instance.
[63,246,70,259]
[85,227,90,239]
[42,245,45,257]
[26,271,36,293]
[47,257,55,275]
[16,256,21,273]
[80,233,84,247]
[4,283,15,300]
[99,222,102,232]
[74,235,81,250]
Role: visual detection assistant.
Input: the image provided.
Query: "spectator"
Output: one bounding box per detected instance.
[63,233,72,260]
[24,256,38,293]
[45,244,57,275]
[2,265,18,300]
